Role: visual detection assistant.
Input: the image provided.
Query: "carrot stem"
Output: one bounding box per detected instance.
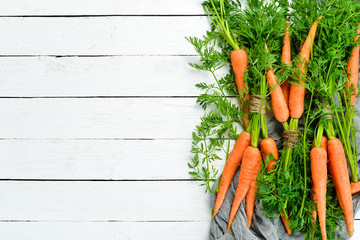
[204,0,239,50]
[314,124,324,148]
[330,96,358,182]
[299,91,314,216]
[283,118,298,170]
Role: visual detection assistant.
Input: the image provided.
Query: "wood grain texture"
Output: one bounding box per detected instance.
[0,139,226,180]
[0,221,359,240]
[0,0,204,16]
[0,56,215,97]
[0,222,210,240]
[0,98,203,139]
[0,181,209,221]
[0,17,208,56]
[0,1,358,238]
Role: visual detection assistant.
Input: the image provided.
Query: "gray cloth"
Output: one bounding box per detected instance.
[209,107,360,240]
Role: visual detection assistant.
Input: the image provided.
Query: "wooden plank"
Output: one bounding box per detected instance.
[0,17,208,55]
[0,98,204,139]
[0,181,209,221]
[0,222,210,240]
[0,139,226,180]
[0,222,360,240]
[0,180,357,230]
[0,0,204,16]
[0,56,215,97]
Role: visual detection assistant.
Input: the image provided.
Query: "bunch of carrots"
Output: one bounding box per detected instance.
[188,0,360,239]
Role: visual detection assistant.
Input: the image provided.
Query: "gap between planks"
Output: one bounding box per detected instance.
[0,220,208,222]
[0,179,203,182]
[0,97,236,99]
[0,0,205,16]
[0,54,198,57]
[0,219,357,223]
[0,96,201,99]
[0,14,207,17]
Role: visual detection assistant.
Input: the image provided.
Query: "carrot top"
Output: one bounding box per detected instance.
[203,0,240,50]
[188,0,360,238]
[186,35,249,193]
[305,2,360,183]
[258,0,360,237]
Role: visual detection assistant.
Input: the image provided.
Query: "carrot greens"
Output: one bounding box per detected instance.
[187,0,360,237]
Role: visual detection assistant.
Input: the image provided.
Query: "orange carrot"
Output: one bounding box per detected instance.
[265,44,289,123]
[245,159,261,228]
[311,136,327,235]
[282,21,291,68]
[281,21,291,106]
[282,213,292,234]
[328,139,353,236]
[204,1,249,128]
[289,17,323,119]
[351,182,360,195]
[231,49,249,127]
[259,138,290,233]
[212,131,251,217]
[328,160,344,209]
[311,186,317,229]
[281,82,291,107]
[346,26,360,105]
[266,65,289,123]
[227,146,262,230]
[260,137,278,171]
[245,134,277,228]
[312,135,327,150]
[311,147,328,240]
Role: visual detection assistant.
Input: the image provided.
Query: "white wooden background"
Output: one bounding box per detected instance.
[0,1,359,239]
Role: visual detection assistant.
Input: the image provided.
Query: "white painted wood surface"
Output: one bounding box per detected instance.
[0,98,202,139]
[0,139,226,180]
[0,181,209,221]
[0,222,210,240]
[0,1,358,239]
[0,17,207,55]
[0,56,209,97]
[0,0,204,16]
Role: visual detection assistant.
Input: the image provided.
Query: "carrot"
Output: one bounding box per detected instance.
[245,159,261,228]
[281,21,291,106]
[351,182,360,195]
[328,160,344,209]
[289,16,323,119]
[227,146,262,230]
[282,21,291,68]
[204,0,249,128]
[311,186,317,230]
[231,49,248,94]
[259,137,292,233]
[346,26,360,105]
[212,131,251,217]
[311,147,328,240]
[281,213,291,234]
[260,137,278,171]
[265,44,289,123]
[327,138,353,236]
[245,131,276,228]
[259,138,290,234]
[231,49,250,127]
[281,82,291,108]
[311,136,327,235]
[312,136,327,150]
